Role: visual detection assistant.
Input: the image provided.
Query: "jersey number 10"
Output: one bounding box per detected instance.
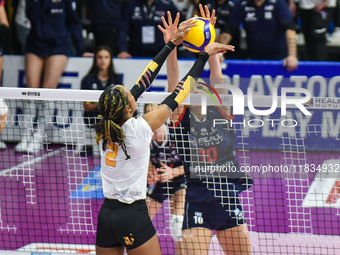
[198,147,217,162]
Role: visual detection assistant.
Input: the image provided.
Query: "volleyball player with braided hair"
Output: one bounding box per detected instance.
[94,13,233,255]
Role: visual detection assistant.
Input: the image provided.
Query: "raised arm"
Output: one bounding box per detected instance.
[200,4,232,116]
[158,11,180,92]
[143,42,234,132]
[130,16,196,102]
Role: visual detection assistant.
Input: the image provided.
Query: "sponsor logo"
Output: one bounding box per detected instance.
[22,92,41,97]
[124,233,135,246]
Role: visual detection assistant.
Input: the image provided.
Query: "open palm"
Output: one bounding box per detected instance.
[158,11,180,43]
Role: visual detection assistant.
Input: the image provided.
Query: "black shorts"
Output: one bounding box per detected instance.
[182,198,246,231]
[96,199,156,249]
[147,175,186,203]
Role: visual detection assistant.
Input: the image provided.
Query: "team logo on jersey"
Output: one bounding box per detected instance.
[264,4,274,11]
[200,127,208,135]
[132,7,142,19]
[245,12,257,21]
[189,136,197,146]
[124,233,135,245]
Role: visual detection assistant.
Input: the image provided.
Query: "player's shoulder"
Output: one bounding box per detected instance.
[124,116,152,133]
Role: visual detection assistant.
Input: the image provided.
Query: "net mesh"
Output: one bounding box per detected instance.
[0,88,340,255]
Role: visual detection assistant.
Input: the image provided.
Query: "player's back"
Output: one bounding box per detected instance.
[100,116,153,204]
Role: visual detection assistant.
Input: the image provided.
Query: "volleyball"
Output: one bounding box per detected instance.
[183,17,216,53]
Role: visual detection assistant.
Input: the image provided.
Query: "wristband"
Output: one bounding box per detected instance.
[160,52,209,112]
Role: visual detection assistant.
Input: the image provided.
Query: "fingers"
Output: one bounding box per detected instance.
[158,24,166,33]
[157,168,166,173]
[174,12,180,27]
[211,10,216,26]
[199,4,205,18]
[183,27,191,36]
[167,11,172,26]
[161,16,168,29]
[204,5,211,18]
[225,44,235,51]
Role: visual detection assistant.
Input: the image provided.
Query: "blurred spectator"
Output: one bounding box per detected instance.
[12,0,31,53]
[295,0,336,60]
[81,45,122,127]
[171,0,198,58]
[219,0,298,71]
[0,98,8,149]
[327,0,340,45]
[15,0,90,153]
[202,0,242,58]
[0,0,9,55]
[172,0,197,19]
[117,0,178,58]
[87,0,122,56]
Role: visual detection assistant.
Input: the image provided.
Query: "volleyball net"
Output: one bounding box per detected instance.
[0,87,339,255]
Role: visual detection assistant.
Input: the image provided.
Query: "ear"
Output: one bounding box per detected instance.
[125,103,132,113]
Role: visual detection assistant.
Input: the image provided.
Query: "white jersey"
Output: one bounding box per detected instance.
[100,116,153,204]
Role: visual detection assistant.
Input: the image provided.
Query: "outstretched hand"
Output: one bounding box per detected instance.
[198,4,216,26]
[170,19,197,45]
[158,11,180,43]
[205,42,235,57]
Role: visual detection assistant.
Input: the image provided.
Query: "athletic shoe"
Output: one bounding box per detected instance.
[327,27,340,45]
[0,140,7,149]
[15,134,32,152]
[25,133,43,153]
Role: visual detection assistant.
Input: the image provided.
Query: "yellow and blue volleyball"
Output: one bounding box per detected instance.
[183,17,216,53]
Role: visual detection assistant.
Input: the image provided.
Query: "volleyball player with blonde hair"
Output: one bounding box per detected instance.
[94,13,233,255]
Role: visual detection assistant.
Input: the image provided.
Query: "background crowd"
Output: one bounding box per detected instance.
[0,0,340,151]
[0,0,339,62]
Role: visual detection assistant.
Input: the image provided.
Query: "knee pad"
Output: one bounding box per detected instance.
[170,214,184,242]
